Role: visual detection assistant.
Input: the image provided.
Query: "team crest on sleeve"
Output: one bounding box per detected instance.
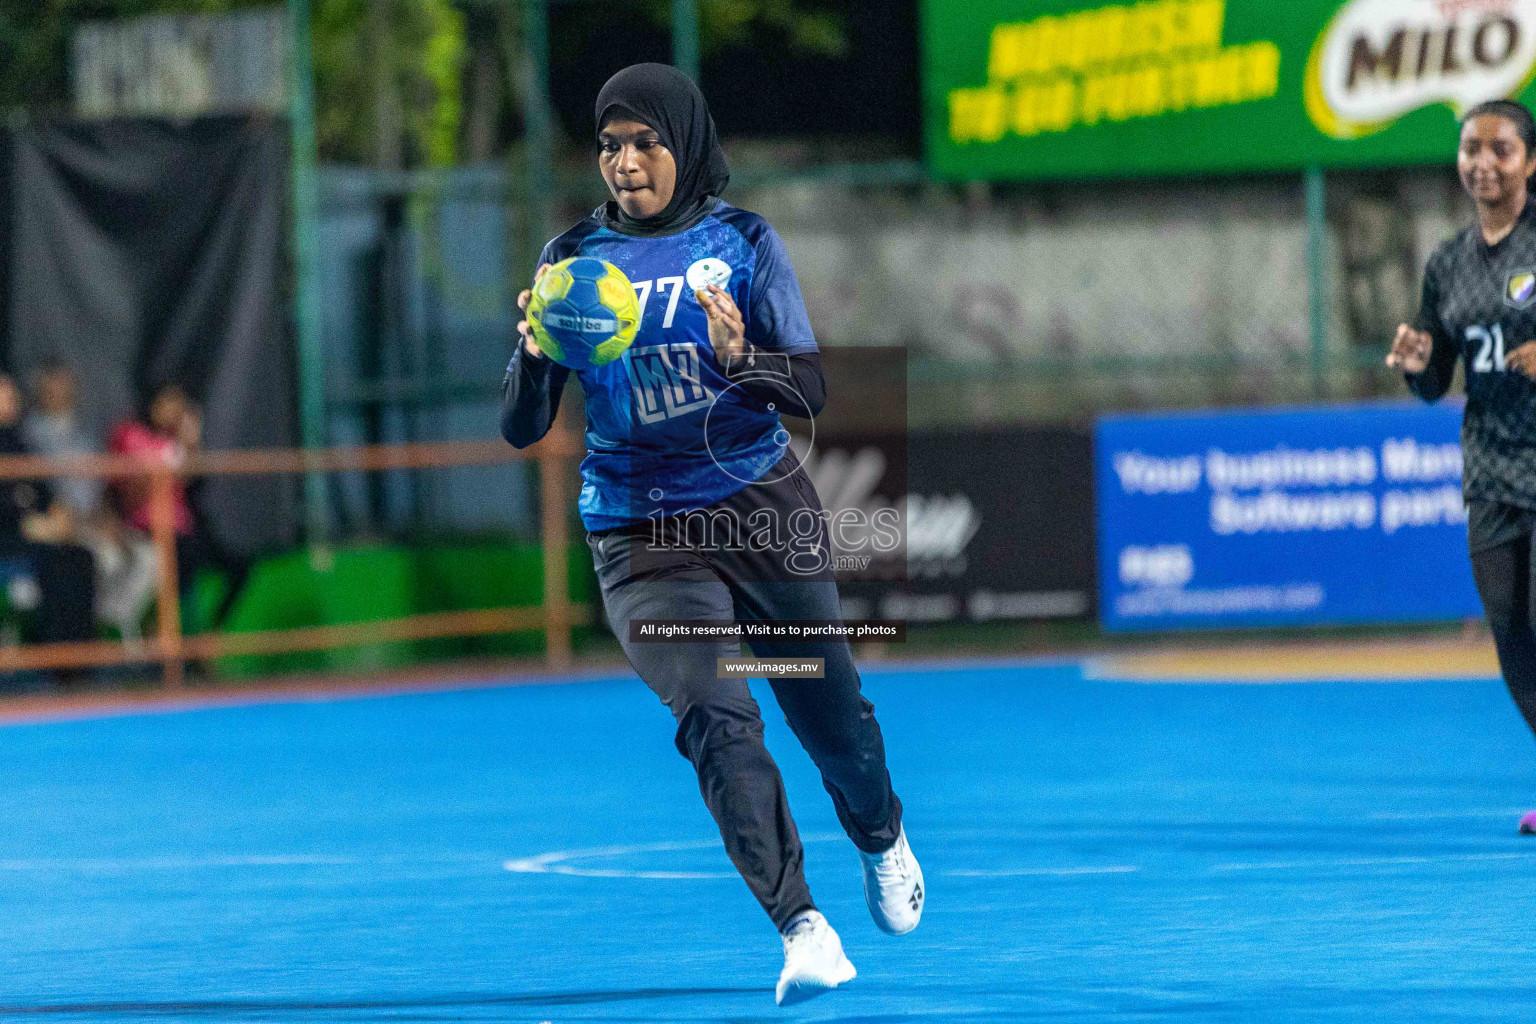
[626,343,717,424]
[1508,271,1536,308]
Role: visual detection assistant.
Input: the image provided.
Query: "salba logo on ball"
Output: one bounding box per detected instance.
[1306,0,1536,139]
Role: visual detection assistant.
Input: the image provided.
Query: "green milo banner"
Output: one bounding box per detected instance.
[923,0,1536,179]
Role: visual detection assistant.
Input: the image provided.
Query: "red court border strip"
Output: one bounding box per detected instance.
[0,650,1074,728]
[0,650,1076,727]
[0,653,1053,728]
[0,658,636,728]
[0,635,1503,727]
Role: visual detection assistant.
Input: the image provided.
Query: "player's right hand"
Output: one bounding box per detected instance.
[517,263,552,358]
[1385,323,1432,374]
[1506,340,1536,378]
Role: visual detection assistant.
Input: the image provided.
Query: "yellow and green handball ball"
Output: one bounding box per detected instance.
[526,257,641,370]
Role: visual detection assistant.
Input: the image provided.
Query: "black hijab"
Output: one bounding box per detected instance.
[594,63,731,236]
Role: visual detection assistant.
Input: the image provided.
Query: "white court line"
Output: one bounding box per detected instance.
[1367,808,1528,820]
[503,837,1536,882]
[503,835,843,880]
[504,840,733,879]
[946,866,1140,877]
[0,854,357,871]
[1213,852,1536,872]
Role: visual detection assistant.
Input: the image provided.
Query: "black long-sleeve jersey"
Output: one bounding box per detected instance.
[1409,199,1536,510]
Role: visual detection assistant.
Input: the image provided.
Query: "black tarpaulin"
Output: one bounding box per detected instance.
[3,115,297,553]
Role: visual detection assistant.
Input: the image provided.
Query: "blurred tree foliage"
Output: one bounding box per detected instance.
[682,0,845,58]
[1,0,465,167]
[1,0,844,165]
[312,0,464,167]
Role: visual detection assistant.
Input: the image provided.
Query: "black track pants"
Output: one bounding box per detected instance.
[1469,501,1536,735]
[587,453,903,930]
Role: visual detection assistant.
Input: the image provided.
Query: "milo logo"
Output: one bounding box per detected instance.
[1306,0,1536,139]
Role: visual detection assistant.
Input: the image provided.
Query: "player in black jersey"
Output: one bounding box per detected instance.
[1389,99,1536,833]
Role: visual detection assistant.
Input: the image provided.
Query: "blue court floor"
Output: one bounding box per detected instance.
[2,660,1535,1022]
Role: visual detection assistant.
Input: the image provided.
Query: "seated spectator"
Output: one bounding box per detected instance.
[0,373,95,651]
[22,361,104,520]
[0,375,72,544]
[22,361,157,639]
[111,384,250,631]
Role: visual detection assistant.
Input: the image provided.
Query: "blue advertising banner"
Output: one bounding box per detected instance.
[1095,401,1479,632]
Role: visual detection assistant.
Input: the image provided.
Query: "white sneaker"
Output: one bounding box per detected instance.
[775,910,856,1006]
[859,827,924,935]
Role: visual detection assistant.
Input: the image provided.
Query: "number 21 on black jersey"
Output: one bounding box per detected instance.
[1468,324,1509,373]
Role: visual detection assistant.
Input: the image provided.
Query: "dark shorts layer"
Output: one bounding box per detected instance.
[1467,499,1536,556]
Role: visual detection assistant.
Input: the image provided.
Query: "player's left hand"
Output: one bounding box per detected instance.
[697,283,745,365]
[517,263,552,358]
[1507,340,1536,377]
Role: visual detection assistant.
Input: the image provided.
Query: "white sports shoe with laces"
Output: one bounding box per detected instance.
[859,826,924,935]
[775,910,856,1006]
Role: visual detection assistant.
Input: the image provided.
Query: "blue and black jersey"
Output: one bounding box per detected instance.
[501,198,825,531]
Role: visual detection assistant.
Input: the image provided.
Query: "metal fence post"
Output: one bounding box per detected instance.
[288,0,329,545]
[1306,165,1328,398]
[539,446,572,669]
[522,0,553,271]
[673,0,700,81]
[150,467,184,688]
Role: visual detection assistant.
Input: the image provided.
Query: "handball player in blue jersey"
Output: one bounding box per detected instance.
[500,64,921,1005]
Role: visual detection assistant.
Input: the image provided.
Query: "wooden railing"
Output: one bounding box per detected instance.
[0,432,588,687]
